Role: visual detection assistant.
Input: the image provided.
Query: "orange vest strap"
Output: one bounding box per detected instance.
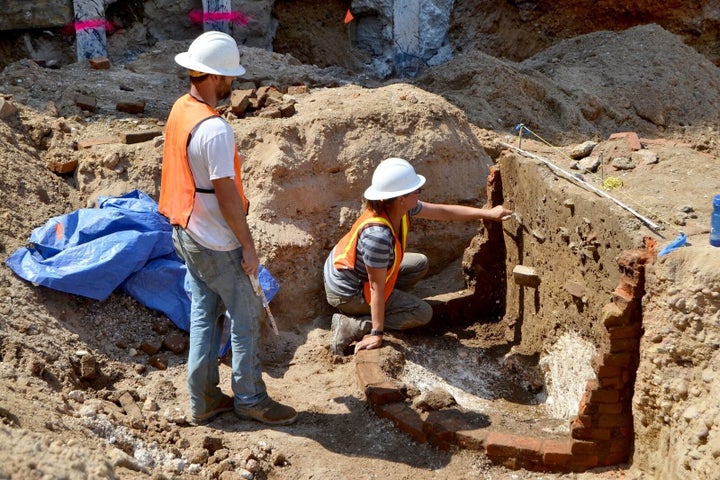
[333,208,409,302]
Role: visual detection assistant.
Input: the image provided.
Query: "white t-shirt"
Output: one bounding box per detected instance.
[185,116,242,251]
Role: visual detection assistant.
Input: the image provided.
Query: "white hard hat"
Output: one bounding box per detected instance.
[175,31,246,77]
[364,157,426,200]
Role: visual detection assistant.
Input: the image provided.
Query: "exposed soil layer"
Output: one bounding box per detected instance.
[1,2,720,480]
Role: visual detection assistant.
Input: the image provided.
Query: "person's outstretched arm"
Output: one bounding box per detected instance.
[416,202,512,222]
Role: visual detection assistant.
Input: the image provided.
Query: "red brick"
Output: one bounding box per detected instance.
[598,403,624,414]
[568,454,600,471]
[375,403,426,444]
[77,136,119,149]
[610,338,640,353]
[542,439,572,467]
[603,353,634,367]
[609,437,633,453]
[571,426,612,441]
[597,414,633,428]
[47,158,78,174]
[287,85,308,95]
[597,365,623,377]
[354,348,380,363]
[609,131,641,151]
[120,130,161,144]
[355,362,387,389]
[608,324,642,339]
[89,56,111,69]
[424,410,467,448]
[485,432,541,457]
[600,451,630,466]
[588,388,620,404]
[571,440,600,455]
[456,429,488,450]
[601,303,626,328]
[365,381,404,406]
[598,375,623,389]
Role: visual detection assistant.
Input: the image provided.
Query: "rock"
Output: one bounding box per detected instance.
[412,387,456,412]
[569,140,597,159]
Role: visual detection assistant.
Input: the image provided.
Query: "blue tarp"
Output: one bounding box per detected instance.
[5,190,279,354]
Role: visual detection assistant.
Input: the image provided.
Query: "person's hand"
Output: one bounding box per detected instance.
[241,248,260,278]
[354,333,383,353]
[486,205,513,221]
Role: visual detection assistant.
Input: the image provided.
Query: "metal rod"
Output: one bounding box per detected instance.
[250,275,280,335]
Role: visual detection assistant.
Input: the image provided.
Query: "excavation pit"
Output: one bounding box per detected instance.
[351,148,653,472]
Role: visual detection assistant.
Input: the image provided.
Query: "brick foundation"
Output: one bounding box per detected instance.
[354,248,650,473]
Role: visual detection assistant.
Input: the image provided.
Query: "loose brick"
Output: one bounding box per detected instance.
[47,158,78,174]
[75,93,97,112]
[77,136,119,149]
[287,85,308,95]
[121,130,162,144]
[0,98,18,119]
[355,362,387,389]
[89,56,111,69]
[116,100,146,114]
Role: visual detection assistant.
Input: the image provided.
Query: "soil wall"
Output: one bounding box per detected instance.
[496,150,650,355]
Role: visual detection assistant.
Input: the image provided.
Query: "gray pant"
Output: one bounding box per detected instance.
[325,252,433,331]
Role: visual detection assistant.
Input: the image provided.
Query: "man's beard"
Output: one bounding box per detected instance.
[217,79,233,101]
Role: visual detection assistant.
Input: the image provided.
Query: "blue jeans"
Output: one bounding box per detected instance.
[173,228,267,418]
[325,252,433,330]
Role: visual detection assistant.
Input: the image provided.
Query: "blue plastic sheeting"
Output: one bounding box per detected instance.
[5,190,280,355]
[658,232,687,257]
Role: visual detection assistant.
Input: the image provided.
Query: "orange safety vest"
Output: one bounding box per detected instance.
[333,208,409,303]
[158,94,249,228]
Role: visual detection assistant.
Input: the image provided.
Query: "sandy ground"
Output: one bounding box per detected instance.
[1,17,719,480]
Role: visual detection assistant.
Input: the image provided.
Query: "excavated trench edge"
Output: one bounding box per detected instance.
[352,168,653,473]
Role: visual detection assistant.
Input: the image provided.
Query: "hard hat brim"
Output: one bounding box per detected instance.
[363,174,426,200]
[175,51,247,77]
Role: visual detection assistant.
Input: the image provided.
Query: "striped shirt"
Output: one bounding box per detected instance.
[324,202,422,297]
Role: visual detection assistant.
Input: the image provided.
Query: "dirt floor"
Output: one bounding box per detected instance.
[1,4,720,480]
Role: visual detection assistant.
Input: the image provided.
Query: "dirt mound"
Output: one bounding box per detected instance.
[1,16,719,480]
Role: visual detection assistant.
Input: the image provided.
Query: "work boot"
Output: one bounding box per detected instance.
[189,393,235,425]
[330,313,368,355]
[235,396,298,426]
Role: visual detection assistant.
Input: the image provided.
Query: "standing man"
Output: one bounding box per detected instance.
[159,31,297,426]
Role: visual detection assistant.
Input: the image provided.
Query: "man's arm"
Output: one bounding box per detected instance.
[213,176,259,277]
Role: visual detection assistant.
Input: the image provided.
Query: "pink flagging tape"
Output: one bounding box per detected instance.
[73,19,115,33]
[188,10,249,26]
